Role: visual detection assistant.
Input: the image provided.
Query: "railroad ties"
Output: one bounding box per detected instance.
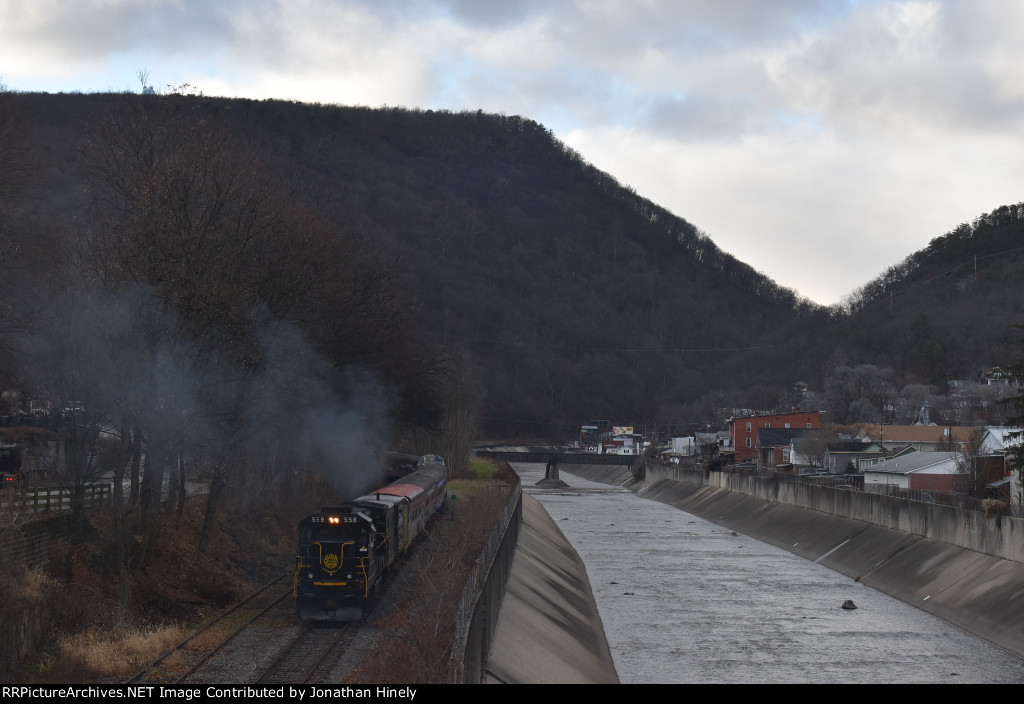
[126,571,372,684]
[255,623,357,683]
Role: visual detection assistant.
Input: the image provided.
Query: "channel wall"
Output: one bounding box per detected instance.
[564,462,1024,660]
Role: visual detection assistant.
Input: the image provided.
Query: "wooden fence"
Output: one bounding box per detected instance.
[1,483,111,517]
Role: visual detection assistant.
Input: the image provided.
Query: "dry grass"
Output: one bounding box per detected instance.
[6,563,51,601]
[0,563,61,680]
[982,499,1010,517]
[6,490,296,682]
[48,623,187,680]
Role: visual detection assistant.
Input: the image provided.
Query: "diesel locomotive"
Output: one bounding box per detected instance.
[294,454,448,621]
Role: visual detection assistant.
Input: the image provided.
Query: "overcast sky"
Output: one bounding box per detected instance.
[2,0,1022,305]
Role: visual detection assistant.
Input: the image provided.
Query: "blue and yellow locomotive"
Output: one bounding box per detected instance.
[294,455,447,621]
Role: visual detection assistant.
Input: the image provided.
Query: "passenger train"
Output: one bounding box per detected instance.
[294,454,447,621]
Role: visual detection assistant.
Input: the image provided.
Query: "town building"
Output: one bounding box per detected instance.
[862,451,960,492]
[821,441,885,475]
[728,411,822,464]
[852,424,974,453]
[755,428,807,468]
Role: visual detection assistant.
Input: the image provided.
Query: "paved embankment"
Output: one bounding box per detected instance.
[565,463,1024,659]
[483,491,619,684]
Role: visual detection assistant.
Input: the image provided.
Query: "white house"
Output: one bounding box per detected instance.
[862,451,959,492]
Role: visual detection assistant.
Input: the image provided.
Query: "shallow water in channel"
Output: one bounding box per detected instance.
[514,462,1024,684]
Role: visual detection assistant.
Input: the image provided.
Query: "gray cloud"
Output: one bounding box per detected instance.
[771,1,1024,136]
[643,91,776,141]
[3,0,1023,304]
[428,0,550,28]
[13,1,245,60]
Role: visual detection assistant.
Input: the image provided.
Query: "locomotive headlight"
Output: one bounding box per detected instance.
[328,516,340,524]
[308,572,313,578]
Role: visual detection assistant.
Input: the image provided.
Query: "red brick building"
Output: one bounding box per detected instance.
[729,411,823,463]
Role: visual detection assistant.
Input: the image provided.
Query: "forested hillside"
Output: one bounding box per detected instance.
[215,97,825,432]
[1,91,1022,440]
[840,203,1024,384]
[792,202,1024,427]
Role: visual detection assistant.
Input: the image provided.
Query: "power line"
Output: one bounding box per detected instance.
[849,242,1024,314]
[423,332,777,354]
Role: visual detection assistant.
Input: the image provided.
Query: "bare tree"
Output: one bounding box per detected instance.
[799,424,843,470]
[81,94,420,558]
[953,427,986,498]
[82,94,283,560]
[435,349,482,477]
[136,67,152,94]
[0,85,32,338]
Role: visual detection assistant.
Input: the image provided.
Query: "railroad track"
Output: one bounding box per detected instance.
[254,575,392,683]
[127,572,295,684]
[255,622,358,683]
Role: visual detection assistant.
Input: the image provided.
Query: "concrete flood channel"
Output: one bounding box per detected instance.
[512,462,1024,684]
